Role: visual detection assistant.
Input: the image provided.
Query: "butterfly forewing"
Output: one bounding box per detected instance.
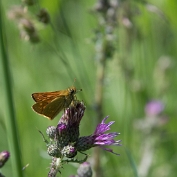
[32,90,67,102]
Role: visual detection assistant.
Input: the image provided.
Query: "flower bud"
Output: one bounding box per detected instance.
[77,162,92,177]
[47,144,61,157]
[0,151,10,168]
[61,145,77,158]
[46,126,57,139]
[37,9,50,24]
[23,0,34,6]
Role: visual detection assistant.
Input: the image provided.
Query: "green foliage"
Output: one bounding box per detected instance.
[1,0,177,177]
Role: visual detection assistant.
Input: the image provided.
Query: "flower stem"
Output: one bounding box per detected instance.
[93,34,107,177]
[92,1,118,175]
[0,3,23,177]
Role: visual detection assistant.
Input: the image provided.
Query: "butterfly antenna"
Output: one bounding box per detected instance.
[77,88,82,92]
[72,78,76,86]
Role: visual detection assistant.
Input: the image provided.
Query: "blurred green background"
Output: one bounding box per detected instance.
[1,0,177,177]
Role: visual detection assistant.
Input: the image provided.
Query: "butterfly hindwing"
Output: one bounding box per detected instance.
[42,96,66,119]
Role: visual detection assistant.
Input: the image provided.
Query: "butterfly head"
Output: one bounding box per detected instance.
[68,86,82,95]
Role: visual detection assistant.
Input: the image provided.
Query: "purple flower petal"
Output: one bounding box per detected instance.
[77,116,121,156]
[95,133,119,141]
[100,147,120,155]
[94,116,115,134]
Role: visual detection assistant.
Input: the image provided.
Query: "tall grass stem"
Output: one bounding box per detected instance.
[0,2,23,177]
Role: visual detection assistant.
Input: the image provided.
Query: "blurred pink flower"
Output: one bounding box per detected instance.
[145,100,164,116]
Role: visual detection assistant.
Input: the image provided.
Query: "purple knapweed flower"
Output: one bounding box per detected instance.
[0,151,10,168]
[145,100,164,116]
[45,101,121,177]
[56,101,86,149]
[45,102,86,159]
[77,116,121,155]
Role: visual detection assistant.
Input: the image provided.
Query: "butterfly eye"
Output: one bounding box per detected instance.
[70,89,75,94]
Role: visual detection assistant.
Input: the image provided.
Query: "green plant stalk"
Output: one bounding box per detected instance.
[93,8,117,177]
[94,62,105,177]
[125,148,138,177]
[93,35,107,177]
[0,3,23,177]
